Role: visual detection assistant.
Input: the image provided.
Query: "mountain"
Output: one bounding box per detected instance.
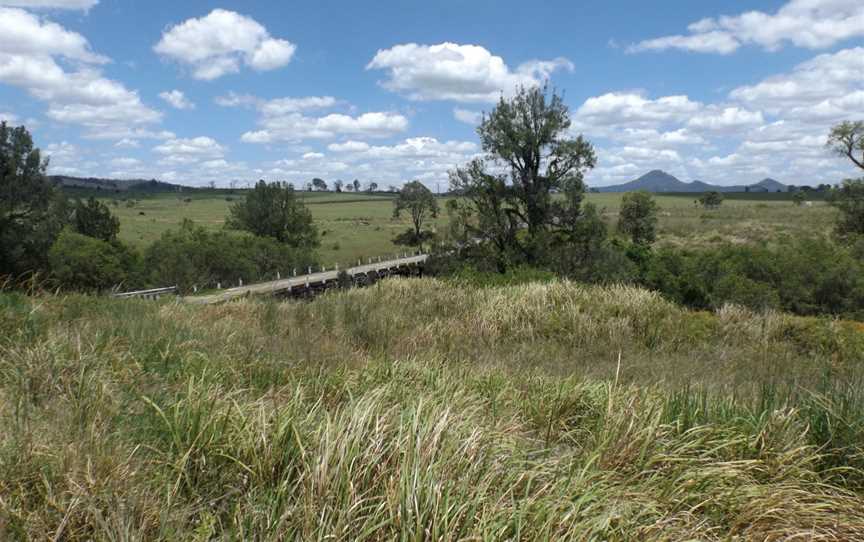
[50,175,186,193]
[594,171,788,193]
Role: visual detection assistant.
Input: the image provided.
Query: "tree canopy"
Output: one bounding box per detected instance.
[73,197,120,242]
[448,85,597,266]
[0,122,65,278]
[617,191,658,246]
[227,180,318,249]
[393,181,438,247]
[827,121,864,171]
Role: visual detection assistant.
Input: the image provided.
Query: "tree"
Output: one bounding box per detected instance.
[333,180,344,192]
[0,122,67,279]
[617,191,658,246]
[699,191,723,210]
[449,85,596,265]
[827,121,864,171]
[227,180,319,248]
[345,183,354,192]
[367,182,378,193]
[311,178,328,191]
[49,229,128,291]
[72,196,120,242]
[828,178,864,239]
[353,179,360,192]
[792,191,806,206]
[393,181,438,247]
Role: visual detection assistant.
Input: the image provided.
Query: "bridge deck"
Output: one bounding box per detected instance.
[183,254,427,305]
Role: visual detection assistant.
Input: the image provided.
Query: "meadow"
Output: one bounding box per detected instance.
[2,278,864,539]
[93,189,836,268]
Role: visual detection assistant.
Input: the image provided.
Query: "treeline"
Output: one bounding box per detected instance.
[0,123,318,293]
[424,89,864,320]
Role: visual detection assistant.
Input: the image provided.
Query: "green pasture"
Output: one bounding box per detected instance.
[93,189,836,266]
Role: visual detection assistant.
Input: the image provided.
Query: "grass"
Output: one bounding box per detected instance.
[89,189,837,268]
[2,278,864,539]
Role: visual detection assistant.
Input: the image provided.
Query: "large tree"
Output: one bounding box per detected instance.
[72,196,120,242]
[393,181,438,249]
[227,180,318,248]
[0,122,65,278]
[827,121,864,171]
[449,85,596,264]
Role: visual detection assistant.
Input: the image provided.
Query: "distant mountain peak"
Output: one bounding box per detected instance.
[594,171,788,193]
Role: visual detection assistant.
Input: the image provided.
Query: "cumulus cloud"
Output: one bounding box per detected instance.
[241,111,408,143]
[576,92,700,125]
[153,137,226,166]
[687,107,764,131]
[630,0,864,54]
[0,8,160,137]
[453,108,483,125]
[0,0,98,10]
[159,89,195,110]
[367,42,572,102]
[154,9,296,80]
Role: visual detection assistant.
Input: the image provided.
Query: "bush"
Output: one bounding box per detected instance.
[48,229,132,291]
[144,220,317,292]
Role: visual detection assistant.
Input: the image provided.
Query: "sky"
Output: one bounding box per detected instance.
[0,0,862,189]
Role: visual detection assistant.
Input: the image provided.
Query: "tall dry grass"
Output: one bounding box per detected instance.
[1,279,864,539]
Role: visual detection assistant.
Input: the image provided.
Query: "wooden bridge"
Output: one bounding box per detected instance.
[181,253,428,305]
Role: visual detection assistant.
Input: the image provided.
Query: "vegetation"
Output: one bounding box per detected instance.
[226,180,319,249]
[827,120,864,171]
[699,190,724,209]
[0,122,64,279]
[392,180,438,249]
[72,197,120,242]
[3,280,864,538]
[617,191,658,246]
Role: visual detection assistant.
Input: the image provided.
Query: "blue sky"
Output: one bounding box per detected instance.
[0,0,862,188]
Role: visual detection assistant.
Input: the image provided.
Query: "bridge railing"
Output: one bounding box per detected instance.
[112,286,178,300]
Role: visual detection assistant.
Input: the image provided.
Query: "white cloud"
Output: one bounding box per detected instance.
[159,89,195,110]
[241,111,408,143]
[729,47,863,116]
[0,8,161,137]
[630,0,864,54]
[0,0,98,9]
[327,140,370,152]
[153,137,225,160]
[367,42,572,102]
[0,111,18,124]
[576,92,701,125]
[687,106,764,131]
[302,152,324,160]
[154,9,296,80]
[453,108,482,125]
[110,157,140,167]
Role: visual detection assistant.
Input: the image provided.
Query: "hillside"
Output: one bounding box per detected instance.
[596,170,789,193]
[3,279,864,539]
[50,175,186,193]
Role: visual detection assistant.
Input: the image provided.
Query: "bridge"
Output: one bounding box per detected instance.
[181,253,428,305]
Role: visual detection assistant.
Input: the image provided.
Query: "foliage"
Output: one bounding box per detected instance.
[367,181,378,193]
[828,177,864,240]
[312,177,328,191]
[226,180,318,248]
[72,196,120,242]
[145,220,316,292]
[0,122,65,279]
[449,85,596,266]
[699,191,724,209]
[392,180,438,241]
[617,191,658,245]
[48,229,132,291]
[827,120,864,171]
[793,191,806,206]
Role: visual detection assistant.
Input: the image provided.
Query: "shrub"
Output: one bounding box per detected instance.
[48,229,131,291]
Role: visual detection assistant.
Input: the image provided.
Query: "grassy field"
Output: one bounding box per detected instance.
[3,279,864,539]
[92,189,837,267]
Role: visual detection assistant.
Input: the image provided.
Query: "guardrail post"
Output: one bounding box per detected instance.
[217,282,221,289]
[293,268,297,277]
[193,285,198,293]
[276,271,280,280]
[239,278,243,287]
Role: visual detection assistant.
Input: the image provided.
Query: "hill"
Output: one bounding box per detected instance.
[50,175,186,193]
[595,170,788,193]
